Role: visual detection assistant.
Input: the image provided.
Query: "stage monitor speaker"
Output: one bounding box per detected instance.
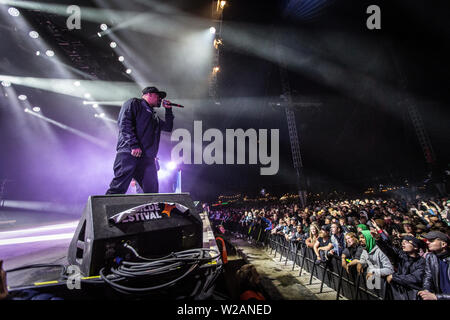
[68,193,203,276]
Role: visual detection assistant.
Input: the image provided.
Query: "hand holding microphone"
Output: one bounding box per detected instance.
[162,99,184,108]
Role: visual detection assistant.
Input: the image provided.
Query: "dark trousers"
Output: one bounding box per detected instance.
[106,152,158,194]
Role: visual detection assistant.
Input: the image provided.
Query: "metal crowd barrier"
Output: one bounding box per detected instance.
[217,219,383,300]
[266,233,385,300]
[211,218,415,300]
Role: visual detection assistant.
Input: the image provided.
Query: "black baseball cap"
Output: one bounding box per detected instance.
[402,235,423,248]
[142,86,166,98]
[423,231,449,243]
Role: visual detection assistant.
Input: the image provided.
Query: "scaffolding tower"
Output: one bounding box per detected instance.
[276,44,308,208]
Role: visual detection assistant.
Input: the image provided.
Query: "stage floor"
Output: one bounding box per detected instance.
[2,236,71,289]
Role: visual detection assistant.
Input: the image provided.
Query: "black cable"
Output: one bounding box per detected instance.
[97,245,221,295]
[100,263,199,294]
[122,243,176,261]
[5,246,221,296]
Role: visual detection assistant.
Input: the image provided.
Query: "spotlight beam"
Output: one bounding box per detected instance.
[0,200,80,214]
[0,75,155,101]
[83,100,124,106]
[0,0,207,37]
[24,108,109,149]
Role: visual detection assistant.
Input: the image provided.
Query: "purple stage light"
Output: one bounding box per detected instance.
[167,161,177,170]
[157,169,169,179]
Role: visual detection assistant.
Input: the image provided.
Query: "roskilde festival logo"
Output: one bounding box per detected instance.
[108,202,189,224]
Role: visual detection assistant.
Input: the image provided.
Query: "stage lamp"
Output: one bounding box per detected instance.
[84,93,91,99]
[32,107,41,112]
[36,51,40,56]
[126,69,132,74]
[213,66,220,73]
[209,27,216,34]
[92,104,99,108]
[1,81,11,87]
[220,1,227,9]
[97,32,102,38]
[73,81,81,87]
[45,50,55,57]
[110,42,117,48]
[167,161,177,170]
[8,7,20,17]
[118,56,124,62]
[29,31,39,39]
[18,95,27,101]
[100,24,108,31]
[213,38,223,49]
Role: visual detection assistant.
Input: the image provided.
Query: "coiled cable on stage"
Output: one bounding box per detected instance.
[98,245,221,295]
[5,246,220,295]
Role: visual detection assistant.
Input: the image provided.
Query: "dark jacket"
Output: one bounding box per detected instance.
[331,233,345,256]
[377,238,425,300]
[116,98,174,157]
[423,252,450,300]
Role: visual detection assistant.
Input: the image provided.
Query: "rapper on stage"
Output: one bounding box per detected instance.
[106,86,174,194]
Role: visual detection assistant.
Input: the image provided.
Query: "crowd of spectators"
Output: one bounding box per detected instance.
[209,195,450,300]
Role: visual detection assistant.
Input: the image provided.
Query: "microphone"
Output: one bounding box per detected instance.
[163,100,184,108]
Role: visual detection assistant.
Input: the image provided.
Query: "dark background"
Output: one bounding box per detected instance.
[0,0,449,204]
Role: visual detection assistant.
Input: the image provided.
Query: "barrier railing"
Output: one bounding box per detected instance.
[266,233,383,300]
[212,219,387,300]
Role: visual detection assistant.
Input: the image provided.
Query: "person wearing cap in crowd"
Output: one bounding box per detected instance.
[314,225,333,264]
[288,217,297,234]
[418,231,450,300]
[374,230,426,300]
[106,86,174,194]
